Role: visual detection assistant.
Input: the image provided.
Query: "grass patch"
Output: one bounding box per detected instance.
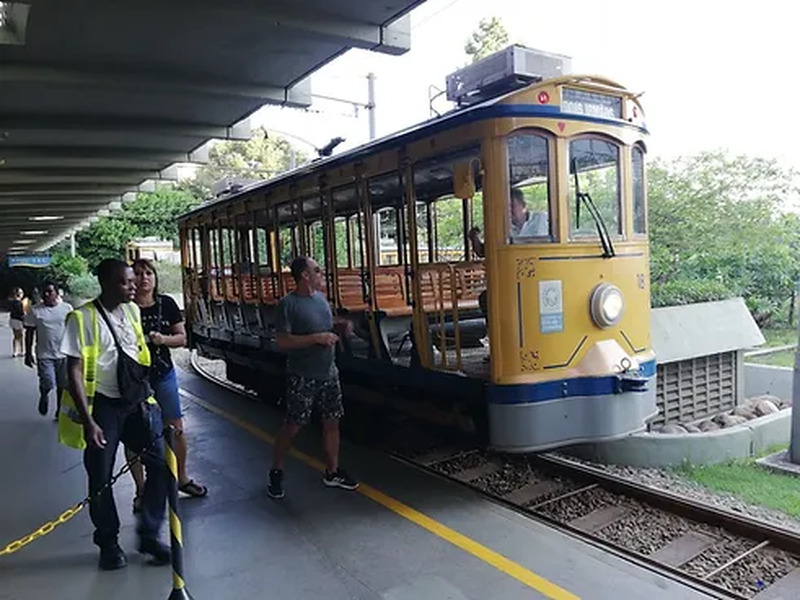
[676,445,800,518]
[762,326,798,347]
[747,350,795,368]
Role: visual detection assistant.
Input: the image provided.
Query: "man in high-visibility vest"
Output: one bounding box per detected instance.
[60,258,170,571]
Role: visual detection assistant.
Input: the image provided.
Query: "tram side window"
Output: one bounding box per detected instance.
[276,203,297,267]
[368,174,403,266]
[332,186,364,269]
[507,133,552,243]
[569,137,622,238]
[412,147,482,262]
[191,228,203,275]
[333,217,350,268]
[632,145,646,235]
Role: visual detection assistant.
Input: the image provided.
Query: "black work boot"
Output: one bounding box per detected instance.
[138,537,171,566]
[98,543,128,570]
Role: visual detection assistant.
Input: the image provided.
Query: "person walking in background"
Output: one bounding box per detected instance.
[8,287,27,358]
[125,258,206,512]
[268,256,358,499]
[24,282,73,418]
[60,258,169,570]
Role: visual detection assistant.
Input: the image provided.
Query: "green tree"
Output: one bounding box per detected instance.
[648,151,800,325]
[183,128,307,199]
[464,17,509,63]
[75,187,200,268]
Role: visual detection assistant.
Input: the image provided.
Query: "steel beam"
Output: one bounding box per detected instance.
[0,116,253,141]
[1,65,311,107]
[0,146,200,163]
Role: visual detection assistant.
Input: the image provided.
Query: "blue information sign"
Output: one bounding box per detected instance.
[7,255,51,268]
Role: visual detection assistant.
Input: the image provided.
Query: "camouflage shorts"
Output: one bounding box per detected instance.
[285,374,344,426]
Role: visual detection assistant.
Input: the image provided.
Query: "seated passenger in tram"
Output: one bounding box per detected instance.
[467,187,548,258]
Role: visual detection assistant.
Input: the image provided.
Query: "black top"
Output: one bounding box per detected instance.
[139,294,183,378]
[9,299,24,320]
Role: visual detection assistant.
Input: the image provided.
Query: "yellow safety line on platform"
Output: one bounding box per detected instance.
[179,388,579,600]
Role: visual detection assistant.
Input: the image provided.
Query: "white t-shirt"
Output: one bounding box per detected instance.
[24,301,73,359]
[511,211,549,239]
[60,301,142,399]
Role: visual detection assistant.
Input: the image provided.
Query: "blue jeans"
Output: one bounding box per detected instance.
[84,396,167,547]
[37,357,66,394]
[151,367,182,421]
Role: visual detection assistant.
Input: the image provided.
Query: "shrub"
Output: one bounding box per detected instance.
[651,279,734,308]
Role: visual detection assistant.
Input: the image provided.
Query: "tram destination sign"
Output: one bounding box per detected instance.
[562,88,622,119]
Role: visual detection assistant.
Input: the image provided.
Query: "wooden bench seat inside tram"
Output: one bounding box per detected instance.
[337,267,409,316]
[207,262,486,319]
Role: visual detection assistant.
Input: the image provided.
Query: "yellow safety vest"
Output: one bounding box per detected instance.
[58,301,156,450]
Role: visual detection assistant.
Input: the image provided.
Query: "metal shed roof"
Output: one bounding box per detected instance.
[0,0,420,255]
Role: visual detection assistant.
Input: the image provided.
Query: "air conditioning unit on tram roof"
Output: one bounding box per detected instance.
[446,44,571,108]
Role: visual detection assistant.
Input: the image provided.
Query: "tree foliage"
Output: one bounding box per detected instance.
[648,151,800,326]
[464,17,509,63]
[75,187,200,268]
[183,128,307,199]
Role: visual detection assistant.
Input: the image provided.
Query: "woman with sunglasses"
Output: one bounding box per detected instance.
[127,259,207,511]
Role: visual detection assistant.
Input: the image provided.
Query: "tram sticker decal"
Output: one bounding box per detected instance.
[539,280,563,333]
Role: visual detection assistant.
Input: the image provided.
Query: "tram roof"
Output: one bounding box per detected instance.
[180,74,645,222]
[0,0,422,256]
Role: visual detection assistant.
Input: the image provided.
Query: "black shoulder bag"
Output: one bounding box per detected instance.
[151,295,172,379]
[93,300,152,406]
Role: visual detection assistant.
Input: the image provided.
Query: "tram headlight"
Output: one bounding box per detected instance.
[590,283,625,328]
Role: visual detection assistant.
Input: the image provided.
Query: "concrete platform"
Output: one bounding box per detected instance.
[0,318,717,600]
[757,449,800,478]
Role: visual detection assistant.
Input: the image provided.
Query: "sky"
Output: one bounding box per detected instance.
[252,0,800,171]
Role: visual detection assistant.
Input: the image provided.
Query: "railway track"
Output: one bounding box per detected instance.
[188,352,800,600]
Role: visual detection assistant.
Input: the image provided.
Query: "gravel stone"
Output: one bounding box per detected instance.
[554,454,800,534]
[681,535,755,578]
[533,487,622,522]
[596,506,691,555]
[660,424,688,434]
[715,414,749,428]
[755,399,780,417]
[430,451,486,476]
[708,546,799,597]
[698,420,721,432]
[746,395,782,410]
[733,405,757,420]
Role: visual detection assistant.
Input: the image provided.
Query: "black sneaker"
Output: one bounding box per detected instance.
[268,468,285,499]
[98,543,128,570]
[323,468,359,491]
[37,394,48,416]
[137,537,171,566]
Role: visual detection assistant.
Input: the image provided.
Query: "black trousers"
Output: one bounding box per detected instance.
[83,395,167,547]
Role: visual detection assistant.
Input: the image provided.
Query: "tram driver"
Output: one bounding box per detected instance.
[467,187,548,259]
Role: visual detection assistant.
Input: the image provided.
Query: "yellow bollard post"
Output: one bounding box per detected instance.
[165,425,192,600]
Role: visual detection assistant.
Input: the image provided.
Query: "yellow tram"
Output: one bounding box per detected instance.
[179,45,656,452]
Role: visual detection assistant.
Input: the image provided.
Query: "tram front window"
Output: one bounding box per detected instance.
[569,137,622,239]
[507,132,552,243]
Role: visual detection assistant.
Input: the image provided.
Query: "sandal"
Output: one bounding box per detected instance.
[178,479,208,498]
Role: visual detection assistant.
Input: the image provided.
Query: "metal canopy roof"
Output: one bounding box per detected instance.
[0,0,420,256]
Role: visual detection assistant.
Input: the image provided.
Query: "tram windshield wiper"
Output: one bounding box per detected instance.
[571,159,615,258]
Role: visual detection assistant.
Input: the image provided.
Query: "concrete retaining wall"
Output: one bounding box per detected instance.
[568,410,791,468]
[744,363,793,401]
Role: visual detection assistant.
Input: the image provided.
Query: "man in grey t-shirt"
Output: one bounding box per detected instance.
[24,282,73,418]
[268,256,358,499]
